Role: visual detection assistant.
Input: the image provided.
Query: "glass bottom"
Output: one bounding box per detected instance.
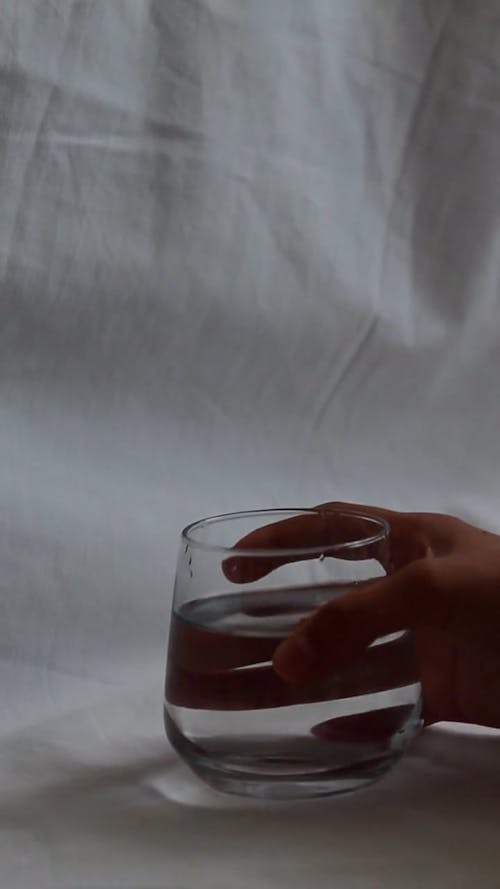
[166,716,400,801]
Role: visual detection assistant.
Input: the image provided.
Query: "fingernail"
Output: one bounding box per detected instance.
[273,631,318,682]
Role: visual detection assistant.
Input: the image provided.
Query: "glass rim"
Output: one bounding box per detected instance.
[181,508,389,557]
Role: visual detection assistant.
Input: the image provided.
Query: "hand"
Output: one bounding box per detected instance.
[228,503,500,729]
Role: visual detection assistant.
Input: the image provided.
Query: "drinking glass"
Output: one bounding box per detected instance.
[164,509,422,800]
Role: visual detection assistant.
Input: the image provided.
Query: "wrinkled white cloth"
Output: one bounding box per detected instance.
[1,1,500,885]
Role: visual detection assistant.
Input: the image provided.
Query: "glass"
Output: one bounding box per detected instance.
[164,509,422,800]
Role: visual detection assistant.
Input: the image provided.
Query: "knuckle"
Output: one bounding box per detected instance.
[433,514,466,537]
[408,557,437,585]
[313,501,346,513]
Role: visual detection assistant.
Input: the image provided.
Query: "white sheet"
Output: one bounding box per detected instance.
[1,1,500,885]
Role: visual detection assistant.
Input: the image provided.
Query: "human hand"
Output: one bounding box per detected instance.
[227,503,500,729]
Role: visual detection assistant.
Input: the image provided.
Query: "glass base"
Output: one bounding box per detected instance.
[167,721,399,801]
[188,758,396,801]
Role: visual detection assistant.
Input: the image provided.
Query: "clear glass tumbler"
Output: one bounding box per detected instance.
[164,509,422,800]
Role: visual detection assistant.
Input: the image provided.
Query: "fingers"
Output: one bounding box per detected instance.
[273,559,449,683]
[224,551,314,585]
[166,633,416,711]
[223,505,391,584]
[273,551,500,685]
[223,502,467,585]
[223,512,346,584]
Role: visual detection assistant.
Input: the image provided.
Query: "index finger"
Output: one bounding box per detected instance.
[223,503,393,583]
[223,500,463,584]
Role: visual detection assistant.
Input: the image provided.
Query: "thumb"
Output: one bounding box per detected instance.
[273,559,450,683]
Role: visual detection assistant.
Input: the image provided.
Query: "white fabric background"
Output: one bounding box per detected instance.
[1,1,500,885]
